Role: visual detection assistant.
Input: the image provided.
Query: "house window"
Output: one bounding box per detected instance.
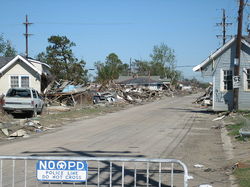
[10,76,29,88]
[223,70,233,90]
[21,76,29,87]
[10,76,19,88]
[246,69,250,90]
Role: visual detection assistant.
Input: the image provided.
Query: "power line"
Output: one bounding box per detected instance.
[216,9,233,45]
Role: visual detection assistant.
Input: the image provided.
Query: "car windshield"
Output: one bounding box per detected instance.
[6,89,31,98]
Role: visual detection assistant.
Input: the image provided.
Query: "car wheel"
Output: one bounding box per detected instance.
[27,111,33,118]
[37,105,44,115]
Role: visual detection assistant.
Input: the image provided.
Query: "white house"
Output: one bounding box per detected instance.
[0,55,51,95]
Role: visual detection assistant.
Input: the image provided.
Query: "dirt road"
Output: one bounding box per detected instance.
[0,94,231,186]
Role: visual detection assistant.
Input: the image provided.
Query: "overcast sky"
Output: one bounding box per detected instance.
[0,0,246,81]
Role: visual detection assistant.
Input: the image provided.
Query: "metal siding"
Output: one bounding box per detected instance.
[213,44,234,111]
[238,43,250,110]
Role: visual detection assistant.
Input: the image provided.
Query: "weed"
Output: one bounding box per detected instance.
[234,168,250,187]
[227,123,244,136]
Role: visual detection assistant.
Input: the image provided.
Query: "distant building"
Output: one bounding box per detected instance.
[193,37,250,111]
[115,76,171,90]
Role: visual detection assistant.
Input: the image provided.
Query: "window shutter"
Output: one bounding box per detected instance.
[220,69,224,91]
[243,68,247,91]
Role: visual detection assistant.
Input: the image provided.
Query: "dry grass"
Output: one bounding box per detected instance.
[39,104,128,128]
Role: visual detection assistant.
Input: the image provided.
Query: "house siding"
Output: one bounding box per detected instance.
[0,60,41,95]
[195,38,250,111]
[210,42,250,111]
[212,43,235,111]
[238,43,250,110]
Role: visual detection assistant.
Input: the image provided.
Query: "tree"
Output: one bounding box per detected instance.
[95,53,128,84]
[95,62,111,85]
[0,34,17,57]
[37,35,88,84]
[132,60,151,76]
[149,43,176,79]
[131,43,180,84]
[0,35,5,54]
[4,40,17,57]
[150,43,176,70]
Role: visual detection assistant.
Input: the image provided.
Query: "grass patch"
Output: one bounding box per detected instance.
[226,120,249,141]
[227,123,244,136]
[234,167,250,187]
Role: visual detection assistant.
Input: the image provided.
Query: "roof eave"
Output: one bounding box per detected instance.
[193,37,236,72]
[0,55,42,75]
[28,58,51,69]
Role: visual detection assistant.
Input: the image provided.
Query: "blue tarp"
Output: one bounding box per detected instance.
[62,85,77,93]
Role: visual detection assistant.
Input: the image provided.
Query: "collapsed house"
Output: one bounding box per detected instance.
[44,80,93,106]
[44,77,175,106]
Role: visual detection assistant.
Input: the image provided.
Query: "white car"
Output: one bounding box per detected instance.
[2,87,44,117]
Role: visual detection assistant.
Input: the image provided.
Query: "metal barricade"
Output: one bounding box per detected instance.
[0,156,192,187]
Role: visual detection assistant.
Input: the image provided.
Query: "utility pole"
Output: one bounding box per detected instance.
[233,0,244,111]
[247,14,250,35]
[216,9,232,45]
[129,58,132,76]
[23,15,33,58]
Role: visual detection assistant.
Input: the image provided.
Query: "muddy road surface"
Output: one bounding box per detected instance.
[0,94,231,186]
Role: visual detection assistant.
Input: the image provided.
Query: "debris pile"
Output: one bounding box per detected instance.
[44,80,93,106]
[43,80,177,106]
[92,85,175,105]
[0,119,46,140]
[193,86,212,106]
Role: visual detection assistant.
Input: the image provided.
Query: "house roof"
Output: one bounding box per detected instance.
[118,77,159,85]
[28,58,51,68]
[193,37,250,72]
[0,55,43,75]
[116,76,170,85]
[116,76,161,82]
[0,57,15,69]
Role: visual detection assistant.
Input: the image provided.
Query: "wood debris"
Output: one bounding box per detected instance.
[193,86,212,106]
[43,79,176,106]
[44,80,93,106]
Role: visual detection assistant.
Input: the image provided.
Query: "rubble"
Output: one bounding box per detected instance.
[92,84,175,105]
[44,80,93,106]
[212,115,226,121]
[1,128,9,136]
[9,129,29,137]
[43,79,177,107]
[0,118,45,140]
[193,86,212,106]
[194,164,204,168]
[232,162,250,169]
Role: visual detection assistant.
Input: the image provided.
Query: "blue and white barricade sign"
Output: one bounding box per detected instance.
[36,160,88,182]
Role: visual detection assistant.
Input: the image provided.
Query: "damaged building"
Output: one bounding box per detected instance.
[193,36,250,111]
